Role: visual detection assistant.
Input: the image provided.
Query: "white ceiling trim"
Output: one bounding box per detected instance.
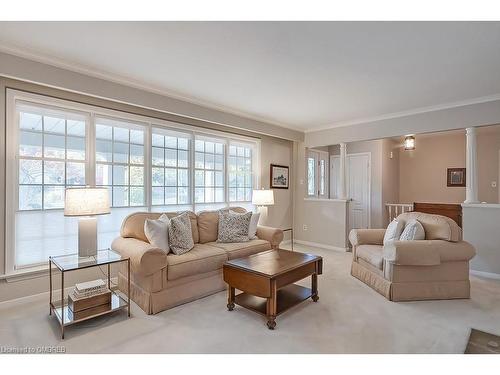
[305,92,500,133]
[0,42,302,132]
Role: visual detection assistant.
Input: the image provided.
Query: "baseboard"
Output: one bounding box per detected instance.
[470,270,500,280]
[294,239,349,252]
[0,277,119,309]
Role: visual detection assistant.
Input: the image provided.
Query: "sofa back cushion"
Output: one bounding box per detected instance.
[121,211,199,243]
[197,207,246,243]
[395,212,462,242]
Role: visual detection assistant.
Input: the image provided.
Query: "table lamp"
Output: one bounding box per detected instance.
[252,189,274,224]
[64,187,111,257]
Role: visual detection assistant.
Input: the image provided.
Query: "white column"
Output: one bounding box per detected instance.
[339,142,347,200]
[464,127,479,204]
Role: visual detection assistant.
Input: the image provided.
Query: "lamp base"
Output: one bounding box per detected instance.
[78,217,97,257]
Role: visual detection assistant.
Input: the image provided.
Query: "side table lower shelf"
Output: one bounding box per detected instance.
[50,291,129,328]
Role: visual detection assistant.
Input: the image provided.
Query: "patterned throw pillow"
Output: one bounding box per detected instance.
[217,210,252,243]
[168,212,194,255]
[399,219,425,241]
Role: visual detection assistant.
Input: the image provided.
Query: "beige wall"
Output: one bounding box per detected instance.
[0,77,294,302]
[260,136,293,233]
[398,131,466,204]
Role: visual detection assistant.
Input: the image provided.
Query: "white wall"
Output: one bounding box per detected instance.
[463,205,500,276]
[293,142,348,249]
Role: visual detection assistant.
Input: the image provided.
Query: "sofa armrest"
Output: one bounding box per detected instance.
[256,226,284,249]
[111,237,168,276]
[383,240,476,266]
[349,229,386,247]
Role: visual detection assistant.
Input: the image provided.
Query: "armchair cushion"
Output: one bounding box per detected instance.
[111,237,168,276]
[356,245,384,270]
[383,240,476,266]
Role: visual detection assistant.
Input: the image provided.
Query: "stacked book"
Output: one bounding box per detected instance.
[72,279,108,299]
[68,279,112,320]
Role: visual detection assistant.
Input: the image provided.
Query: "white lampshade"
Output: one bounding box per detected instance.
[252,189,275,206]
[64,187,111,216]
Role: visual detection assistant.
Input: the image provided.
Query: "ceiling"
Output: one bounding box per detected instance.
[1,21,500,132]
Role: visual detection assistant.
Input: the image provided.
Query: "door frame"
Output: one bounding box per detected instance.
[330,152,371,229]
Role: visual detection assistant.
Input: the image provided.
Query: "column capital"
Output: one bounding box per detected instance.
[465,127,476,135]
[340,142,347,148]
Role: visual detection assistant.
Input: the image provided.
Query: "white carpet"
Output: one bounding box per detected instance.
[1,243,500,354]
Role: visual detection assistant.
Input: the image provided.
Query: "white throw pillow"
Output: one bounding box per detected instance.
[248,212,260,240]
[399,219,425,241]
[144,213,170,253]
[383,219,405,245]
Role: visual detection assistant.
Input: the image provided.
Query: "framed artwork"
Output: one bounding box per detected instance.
[447,168,466,187]
[270,164,289,189]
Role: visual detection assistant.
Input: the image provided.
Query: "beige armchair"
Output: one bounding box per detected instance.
[349,212,476,301]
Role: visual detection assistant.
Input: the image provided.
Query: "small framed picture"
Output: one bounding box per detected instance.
[270,164,289,189]
[447,168,466,187]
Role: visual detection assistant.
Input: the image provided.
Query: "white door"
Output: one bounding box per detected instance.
[347,153,370,230]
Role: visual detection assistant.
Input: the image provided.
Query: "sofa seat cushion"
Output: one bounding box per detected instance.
[207,239,271,260]
[356,244,384,270]
[166,244,228,280]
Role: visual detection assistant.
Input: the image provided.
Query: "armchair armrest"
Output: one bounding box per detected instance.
[349,229,386,247]
[111,237,168,276]
[383,240,476,266]
[256,226,284,249]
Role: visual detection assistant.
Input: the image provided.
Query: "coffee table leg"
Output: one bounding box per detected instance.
[311,273,319,302]
[266,280,277,330]
[227,286,235,311]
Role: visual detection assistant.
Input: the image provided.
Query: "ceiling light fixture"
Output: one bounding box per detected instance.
[404,135,415,151]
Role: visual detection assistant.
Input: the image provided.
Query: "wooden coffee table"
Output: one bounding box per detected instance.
[223,249,322,330]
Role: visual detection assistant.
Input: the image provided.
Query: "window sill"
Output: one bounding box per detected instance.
[0,265,49,283]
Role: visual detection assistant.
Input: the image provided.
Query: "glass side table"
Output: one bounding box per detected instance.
[49,249,130,339]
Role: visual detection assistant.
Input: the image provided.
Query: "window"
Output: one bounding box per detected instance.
[6,90,260,273]
[194,137,225,204]
[307,156,316,196]
[306,149,329,198]
[13,103,88,268]
[152,128,191,206]
[228,144,253,202]
[95,117,146,207]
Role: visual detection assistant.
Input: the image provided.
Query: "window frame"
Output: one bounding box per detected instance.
[306,149,329,199]
[5,89,260,274]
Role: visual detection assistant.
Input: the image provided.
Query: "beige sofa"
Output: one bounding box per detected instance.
[111,207,283,314]
[349,212,476,301]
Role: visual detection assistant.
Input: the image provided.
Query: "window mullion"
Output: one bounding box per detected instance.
[88,113,96,186]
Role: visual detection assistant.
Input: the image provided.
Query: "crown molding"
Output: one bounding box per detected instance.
[305,93,500,133]
[0,43,303,133]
